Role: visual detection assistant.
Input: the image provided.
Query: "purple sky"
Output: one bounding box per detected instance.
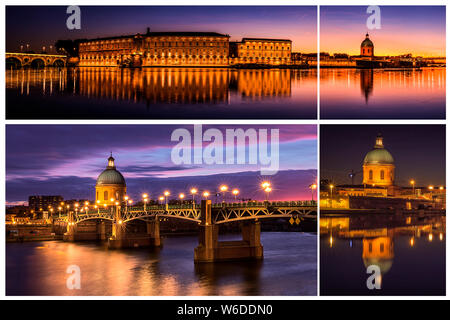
[6,125,317,205]
[6,6,317,53]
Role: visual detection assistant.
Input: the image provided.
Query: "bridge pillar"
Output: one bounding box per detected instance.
[97,221,106,241]
[194,200,219,262]
[147,218,161,246]
[241,221,263,259]
[108,206,125,248]
[195,201,264,263]
[63,211,76,242]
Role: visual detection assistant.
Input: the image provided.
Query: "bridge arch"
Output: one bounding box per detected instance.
[53,59,65,67]
[30,58,45,69]
[6,57,22,69]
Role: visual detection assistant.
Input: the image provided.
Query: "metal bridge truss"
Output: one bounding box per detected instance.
[60,204,316,225]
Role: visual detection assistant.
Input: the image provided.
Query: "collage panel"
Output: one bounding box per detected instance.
[320,6,446,119]
[320,125,446,296]
[6,5,318,120]
[6,124,318,296]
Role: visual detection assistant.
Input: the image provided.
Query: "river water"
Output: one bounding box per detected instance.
[6,232,317,296]
[320,214,445,295]
[320,68,446,119]
[6,67,317,119]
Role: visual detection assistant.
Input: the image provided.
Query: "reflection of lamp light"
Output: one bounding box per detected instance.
[410,237,415,247]
[428,233,433,242]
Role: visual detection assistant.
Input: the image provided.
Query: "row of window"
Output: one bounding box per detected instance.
[241,45,290,50]
[368,170,389,180]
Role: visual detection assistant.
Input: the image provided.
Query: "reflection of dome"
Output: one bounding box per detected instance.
[361,33,374,47]
[363,134,394,165]
[363,258,393,275]
[96,155,126,186]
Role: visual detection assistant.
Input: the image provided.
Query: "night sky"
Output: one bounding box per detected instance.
[321,6,446,57]
[320,125,445,187]
[6,125,317,205]
[6,6,317,53]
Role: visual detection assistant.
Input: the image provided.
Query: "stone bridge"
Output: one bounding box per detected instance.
[6,52,67,68]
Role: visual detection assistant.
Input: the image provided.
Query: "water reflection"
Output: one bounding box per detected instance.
[6,68,317,119]
[320,214,445,295]
[7,232,316,296]
[320,68,446,119]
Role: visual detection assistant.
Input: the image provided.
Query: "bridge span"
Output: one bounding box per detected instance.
[56,200,316,263]
[6,52,67,68]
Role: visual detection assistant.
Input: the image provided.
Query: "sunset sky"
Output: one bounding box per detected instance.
[6,125,317,205]
[6,6,317,53]
[321,6,446,57]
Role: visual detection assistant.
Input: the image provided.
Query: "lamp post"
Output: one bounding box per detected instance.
[329,185,334,208]
[142,193,148,212]
[159,196,164,206]
[220,185,228,203]
[310,183,317,201]
[58,206,62,218]
[190,188,197,209]
[264,187,272,202]
[261,181,271,202]
[164,191,170,206]
[179,193,185,204]
[410,180,415,197]
[232,189,239,201]
[203,191,210,200]
[124,195,129,213]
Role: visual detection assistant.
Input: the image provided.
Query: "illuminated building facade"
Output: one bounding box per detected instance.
[95,155,126,205]
[78,28,230,67]
[230,38,292,65]
[28,195,63,212]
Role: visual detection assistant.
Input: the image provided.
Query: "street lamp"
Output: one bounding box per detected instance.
[164,191,170,206]
[203,191,210,199]
[190,188,198,208]
[220,185,228,203]
[232,189,239,201]
[329,185,334,208]
[179,193,185,202]
[410,180,415,197]
[142,193,148,211]
[159,196,164,205]
[310,183,317,201]
[58,206,62,218]
[264,187,272,201]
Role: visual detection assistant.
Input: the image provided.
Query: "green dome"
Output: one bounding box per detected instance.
[96,169,126,186]
[363,134,394,165]
[361,33,374,47]
[95,154,126,186]
[364,149,394,165]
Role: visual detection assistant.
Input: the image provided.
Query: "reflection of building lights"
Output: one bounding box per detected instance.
[428,233,433,242]
[439,233,443,241]
[329,236,333,248]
